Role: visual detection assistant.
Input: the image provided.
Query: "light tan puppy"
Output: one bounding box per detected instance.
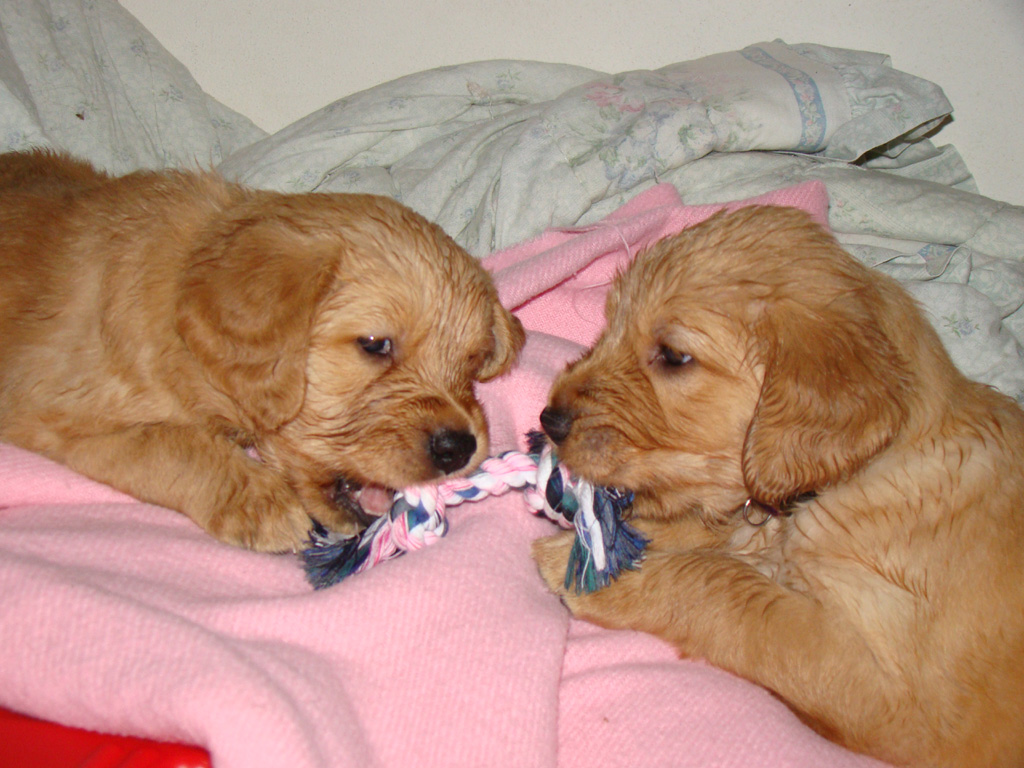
[534,205,1024,768]
[0,150,523,551]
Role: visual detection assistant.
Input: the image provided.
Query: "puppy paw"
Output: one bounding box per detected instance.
[532,530,577,596]
[293,483,364,538]
[206,495,308,553]
[198,468,324,552]
[533,529,652,630]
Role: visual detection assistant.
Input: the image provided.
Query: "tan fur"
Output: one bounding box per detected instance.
[0,150,523,551]
[533,205,1024,767]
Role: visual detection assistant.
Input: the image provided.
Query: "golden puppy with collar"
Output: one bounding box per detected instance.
[534,205,1024,767]
[0,150,523,551]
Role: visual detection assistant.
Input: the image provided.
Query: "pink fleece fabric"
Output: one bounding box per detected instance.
[0,181,887,767]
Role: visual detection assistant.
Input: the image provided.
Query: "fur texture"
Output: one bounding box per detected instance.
[0,150,523,551]
[533,205,1024,767]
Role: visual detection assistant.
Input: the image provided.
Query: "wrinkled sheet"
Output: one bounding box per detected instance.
[0,182,887,768]
[0,0,265,172]
[217,42,953,257]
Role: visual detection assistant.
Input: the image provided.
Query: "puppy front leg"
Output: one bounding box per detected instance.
[52,423,318,551]
[534,532,898,757]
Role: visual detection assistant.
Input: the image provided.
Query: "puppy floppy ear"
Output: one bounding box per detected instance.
[176,214,336,430]
[742,290,911,506]
[477,304,525,381]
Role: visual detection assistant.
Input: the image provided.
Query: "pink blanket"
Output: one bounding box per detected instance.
[0,182,887,768]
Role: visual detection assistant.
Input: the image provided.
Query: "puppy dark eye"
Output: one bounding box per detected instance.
[655,344,693,368]
[357,336,393,357]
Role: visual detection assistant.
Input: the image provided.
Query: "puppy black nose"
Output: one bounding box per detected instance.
[540,406,573,444]
[429,428,477,474]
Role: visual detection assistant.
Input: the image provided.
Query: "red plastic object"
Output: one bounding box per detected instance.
[0,707,211,768]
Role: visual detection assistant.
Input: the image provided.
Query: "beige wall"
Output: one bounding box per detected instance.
[119,0,1023,205]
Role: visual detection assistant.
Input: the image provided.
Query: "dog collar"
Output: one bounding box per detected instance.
[740,498,780,527]
[740,491,816,526]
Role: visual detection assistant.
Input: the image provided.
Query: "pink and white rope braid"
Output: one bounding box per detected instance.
[342,450,548,573]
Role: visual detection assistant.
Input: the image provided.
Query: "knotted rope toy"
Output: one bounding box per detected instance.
[302,433,648,592]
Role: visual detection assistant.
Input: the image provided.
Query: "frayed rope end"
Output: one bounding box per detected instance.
[563,486,647,594]
[303,521,370,590]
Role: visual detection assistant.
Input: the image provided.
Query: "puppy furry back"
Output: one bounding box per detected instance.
[0,150,523,551]
[535,205,1024,768]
